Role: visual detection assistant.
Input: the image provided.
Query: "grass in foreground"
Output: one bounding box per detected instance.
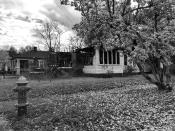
[0,76,175,130]
[0,76,146,102]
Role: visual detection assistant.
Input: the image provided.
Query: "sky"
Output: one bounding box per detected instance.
[0,0,81,50]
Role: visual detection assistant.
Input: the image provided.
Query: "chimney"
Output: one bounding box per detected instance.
[33,47,37,51]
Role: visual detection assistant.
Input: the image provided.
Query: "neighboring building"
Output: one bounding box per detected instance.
[10,47,72,75]
[10,47,49,75]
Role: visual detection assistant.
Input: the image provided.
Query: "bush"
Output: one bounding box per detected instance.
[124,65,136,74]
[44,67,73,79]
[169,64,175,75]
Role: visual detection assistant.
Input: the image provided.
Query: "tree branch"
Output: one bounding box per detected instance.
[123,4,153,16]
[105,0,112,18]
[137,63,156,84]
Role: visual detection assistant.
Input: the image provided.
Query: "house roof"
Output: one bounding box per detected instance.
[76,46,125,53]
[12,50,51,59]
[11,50,72,60]
[76,46,94,53]
[56,52,72,57]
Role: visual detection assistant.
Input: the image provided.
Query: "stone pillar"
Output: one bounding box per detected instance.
[16,59,20,75]
[120,51,124,65]
[93,47,100,66]
[107,51,109,64]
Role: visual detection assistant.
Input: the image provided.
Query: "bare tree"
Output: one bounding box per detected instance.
[34,20,63,52]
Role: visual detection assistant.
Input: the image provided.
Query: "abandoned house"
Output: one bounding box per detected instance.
[10,47,72,75]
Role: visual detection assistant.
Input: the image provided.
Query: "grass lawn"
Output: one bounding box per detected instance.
[0,75,175,130]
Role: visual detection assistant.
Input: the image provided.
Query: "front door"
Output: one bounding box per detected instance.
[20,60,29,72]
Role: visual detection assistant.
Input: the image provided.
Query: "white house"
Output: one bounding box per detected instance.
[82,46,139,74]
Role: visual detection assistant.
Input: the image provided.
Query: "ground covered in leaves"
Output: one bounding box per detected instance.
[1,76,175,130]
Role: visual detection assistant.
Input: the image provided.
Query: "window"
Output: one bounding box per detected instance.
[39,60,45,68]
[108,51,112,64]
[113,50,116,64]
[124,55,127,65]
[104,51,108,64]
[99,48,121,65]
[99,49,103,64]
[117,52,120,64]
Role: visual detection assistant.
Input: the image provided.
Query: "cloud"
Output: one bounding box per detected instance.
[0,28,7,35]
[32,18,43,24]
[0,0,82,50]
[41,2,81,29]
[6,12,12,17]
[15,15,31,22]
[0,0,81,28]
[0,17,37,50]
[0,17,4,21]
[0,0,23,9]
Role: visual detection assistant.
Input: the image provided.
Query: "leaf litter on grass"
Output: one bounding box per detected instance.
[2,77,175,130]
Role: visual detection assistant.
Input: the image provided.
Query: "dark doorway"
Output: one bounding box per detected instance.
[20,60,29,72]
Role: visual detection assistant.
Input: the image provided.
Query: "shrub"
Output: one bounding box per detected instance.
[124,65,136,74]
[169,64,175,75]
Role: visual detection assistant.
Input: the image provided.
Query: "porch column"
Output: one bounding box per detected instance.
[120,52,124,65]
[16,59,20,75]
[93,47,100,66]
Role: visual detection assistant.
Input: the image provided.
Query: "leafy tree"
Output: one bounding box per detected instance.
[69,36,85,51]
[61,0,175,91]
[0,50,10,75]
[0,50,10,61]
[8,46,18,58]
[19,45,35,54]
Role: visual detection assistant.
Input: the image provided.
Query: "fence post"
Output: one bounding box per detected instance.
[13,76,31,118]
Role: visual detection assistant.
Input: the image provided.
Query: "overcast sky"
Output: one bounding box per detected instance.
[0,0,81,50]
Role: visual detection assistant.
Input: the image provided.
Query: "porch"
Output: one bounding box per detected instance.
[14,58,46,75]
[82,47,132,74]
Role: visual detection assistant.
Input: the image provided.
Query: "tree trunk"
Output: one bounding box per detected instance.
[156,82,166,90]
[137,62,173,92]
[156,82,172,92]
[154,64,173,92]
